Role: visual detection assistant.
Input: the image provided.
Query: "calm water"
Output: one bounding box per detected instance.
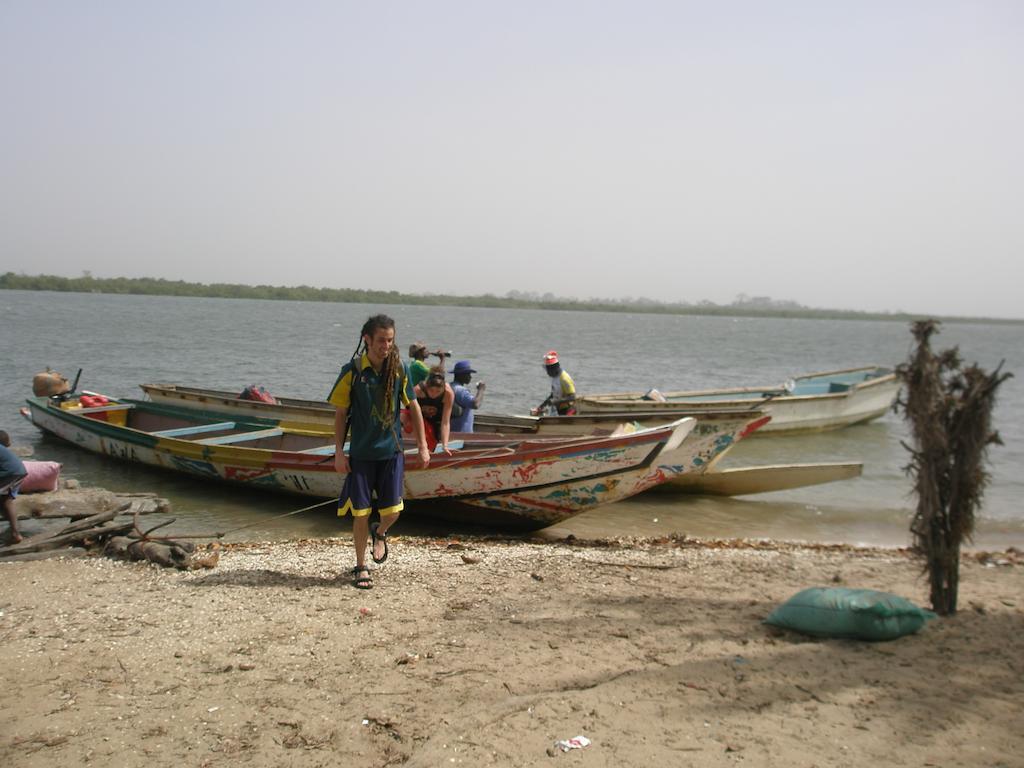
[2,290,1022,549]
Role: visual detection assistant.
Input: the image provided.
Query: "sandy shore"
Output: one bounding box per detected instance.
[1,532,1022,768]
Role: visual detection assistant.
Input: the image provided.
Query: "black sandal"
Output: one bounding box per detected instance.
[352,565,373,589]
[369,521,389,564]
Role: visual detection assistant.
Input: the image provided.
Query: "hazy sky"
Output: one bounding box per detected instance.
[2,2,1021,318]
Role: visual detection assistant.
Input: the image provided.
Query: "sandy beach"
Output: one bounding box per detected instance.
[1,528,1022,768]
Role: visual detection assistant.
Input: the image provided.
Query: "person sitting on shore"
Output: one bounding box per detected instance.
[0,430,26,544]
[450,360,485,433]
[413,367,454,455]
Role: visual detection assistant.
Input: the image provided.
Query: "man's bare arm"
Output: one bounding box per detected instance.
[407,399,431,467]
[334,406,350,474]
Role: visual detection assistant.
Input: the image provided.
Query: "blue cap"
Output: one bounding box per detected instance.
[452,360,476,375]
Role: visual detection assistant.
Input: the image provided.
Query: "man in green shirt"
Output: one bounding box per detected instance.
[408,343,431,388]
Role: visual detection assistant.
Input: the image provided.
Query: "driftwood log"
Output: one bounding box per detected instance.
[2,490,217,570]
[105,536,192,568]
[0,522,219,569]
[0,512,134,557]
[15,493,170,522]
[104,536,219,570]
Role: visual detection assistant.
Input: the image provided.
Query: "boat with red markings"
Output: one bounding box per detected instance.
[24,393,720,528]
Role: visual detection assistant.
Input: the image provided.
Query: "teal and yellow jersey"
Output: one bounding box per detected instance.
[328,353,412,460]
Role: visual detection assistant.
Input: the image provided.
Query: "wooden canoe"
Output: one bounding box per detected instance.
[136,383,779,494]
[575,365,900,434]
[137,383,782,497]
[653,461,864,496]
[24,394,703,529]
[138,382,767,438]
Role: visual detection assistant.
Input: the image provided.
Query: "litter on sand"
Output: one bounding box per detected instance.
[554,735,591,752]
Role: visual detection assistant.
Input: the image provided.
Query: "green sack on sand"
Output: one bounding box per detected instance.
[764,587,937,641]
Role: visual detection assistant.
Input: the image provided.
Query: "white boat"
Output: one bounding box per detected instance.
[657,462,864,496]
[575,366,900,434]
[139,382,759,437]
[140,382,769,438]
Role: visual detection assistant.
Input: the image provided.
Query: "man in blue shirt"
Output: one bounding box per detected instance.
[1,430,26,544]
[328,315,429,589]
[450,360,485,433]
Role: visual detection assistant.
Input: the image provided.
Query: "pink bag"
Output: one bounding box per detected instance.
[20,460,62,493]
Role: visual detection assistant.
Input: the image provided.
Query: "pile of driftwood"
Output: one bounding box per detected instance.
[1,493,219,570]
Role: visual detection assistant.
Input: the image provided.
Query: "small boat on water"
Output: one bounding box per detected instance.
[139,382,758,437]
[575,365,900,434]
[657,461,864,496]
[24,394,709,529]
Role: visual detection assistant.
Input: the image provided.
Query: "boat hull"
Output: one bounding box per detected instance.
[466,412,771,519]
[137,384,774,496]
[137,384,774,499]
[139,383,729,437]
[575,366,900,434]
[655,461,863,496]
[25,397,696,529]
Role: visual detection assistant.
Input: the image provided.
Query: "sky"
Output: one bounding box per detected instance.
[1,2,1022,319]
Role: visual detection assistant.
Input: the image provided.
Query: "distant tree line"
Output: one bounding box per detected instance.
[1,271,1017,325]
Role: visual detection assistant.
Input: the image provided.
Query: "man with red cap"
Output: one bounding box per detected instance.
[532,350,576,416]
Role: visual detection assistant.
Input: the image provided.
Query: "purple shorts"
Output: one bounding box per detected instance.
[338,453,405,518]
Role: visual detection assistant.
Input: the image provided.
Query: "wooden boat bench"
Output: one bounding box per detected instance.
[790,383,841,396]
[76,403,135,426]
[194,428,284,445]
[297,445,336,455]
[151,421,237,438]
[76,403,135,414]
[294,439,466,457]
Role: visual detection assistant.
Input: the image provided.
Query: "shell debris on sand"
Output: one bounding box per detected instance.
[2,531,1022,768]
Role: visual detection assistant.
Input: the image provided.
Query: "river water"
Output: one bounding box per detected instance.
[2,290,1021,549]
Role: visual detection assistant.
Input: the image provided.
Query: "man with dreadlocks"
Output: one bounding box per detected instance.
[328,314,430,589]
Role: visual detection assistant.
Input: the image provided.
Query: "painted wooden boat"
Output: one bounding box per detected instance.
[442,411,769,520]
[575,366,900,434]
[654,461,863,496]
[139,382,767,438]
[137,382,777,490]
[24,395,701,529]
[138,383,774,492]
[140,383,359,433]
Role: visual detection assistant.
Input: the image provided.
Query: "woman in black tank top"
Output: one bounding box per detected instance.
[414,368,454,455]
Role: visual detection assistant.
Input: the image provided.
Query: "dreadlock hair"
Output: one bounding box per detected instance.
[358,314,402,416]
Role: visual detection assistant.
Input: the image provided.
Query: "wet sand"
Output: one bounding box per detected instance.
[2,531,1022,767]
